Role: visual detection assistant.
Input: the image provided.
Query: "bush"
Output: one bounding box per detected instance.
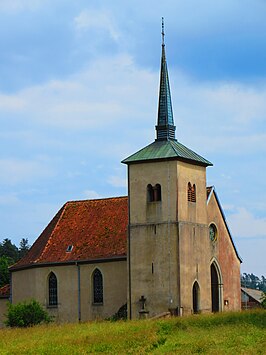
[261,291,266,309]
[107,303,127,321]
[5,299,52,327]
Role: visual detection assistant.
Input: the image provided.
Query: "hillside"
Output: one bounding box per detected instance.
[0,310,265,354]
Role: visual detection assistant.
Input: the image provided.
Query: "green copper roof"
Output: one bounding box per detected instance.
[122,140,213,166]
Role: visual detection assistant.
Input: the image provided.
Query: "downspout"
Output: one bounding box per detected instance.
[76,262,81,322]
[9,271,12,304]
[176,164,181,315]
[127,165,132,319]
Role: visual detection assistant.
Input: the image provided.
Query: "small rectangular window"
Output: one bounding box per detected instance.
[66,245,73,252]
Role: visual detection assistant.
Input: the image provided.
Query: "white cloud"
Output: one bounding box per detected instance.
[74,9,120,42]
[0,193,19,205]
[0,94,26,110]
[107,175,127,188]
[83,190,101,199]
[227,207,266,239]
[0,158,55,184]
[0,54,157,132]
[170,71,266,155]
[0,0,42,13]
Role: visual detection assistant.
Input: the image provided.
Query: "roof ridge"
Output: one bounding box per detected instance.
[35,203,68,263]
[169,139,181,157]
[65,196,128,204]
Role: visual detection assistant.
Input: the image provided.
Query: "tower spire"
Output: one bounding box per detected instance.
[156,17,176,141]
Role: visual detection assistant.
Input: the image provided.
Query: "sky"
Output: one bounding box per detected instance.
[0,0,265,277]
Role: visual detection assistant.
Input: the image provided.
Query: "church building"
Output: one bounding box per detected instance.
[6,24,241,323]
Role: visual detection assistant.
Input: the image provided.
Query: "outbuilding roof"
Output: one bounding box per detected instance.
[0,284,10,298]
[11,197,128,271]
[241,287,264,304]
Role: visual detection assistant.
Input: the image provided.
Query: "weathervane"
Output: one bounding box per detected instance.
[162,17,165,46]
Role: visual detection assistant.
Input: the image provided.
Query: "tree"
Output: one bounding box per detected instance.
[0,256,13,287]
[241,273,266,292]
[18,238,31,259]
[0,239,19,262]
[0,238,31,288]
[261,292,266,309]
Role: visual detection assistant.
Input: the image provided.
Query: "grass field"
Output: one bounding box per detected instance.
[0,310,265,354]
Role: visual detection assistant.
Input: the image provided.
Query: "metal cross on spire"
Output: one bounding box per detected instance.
[161,17,165,46]
[156,17,176,141]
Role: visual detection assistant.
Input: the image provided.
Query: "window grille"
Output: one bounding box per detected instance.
[93,268,103,304]
[48,272,58,306]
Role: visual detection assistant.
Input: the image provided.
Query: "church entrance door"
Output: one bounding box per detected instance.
[192,281,200,313]
[211,263,220,312]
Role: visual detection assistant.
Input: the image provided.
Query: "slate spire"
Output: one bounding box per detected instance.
[156,18,176,141]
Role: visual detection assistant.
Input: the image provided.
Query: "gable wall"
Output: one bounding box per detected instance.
[207,192,241,311]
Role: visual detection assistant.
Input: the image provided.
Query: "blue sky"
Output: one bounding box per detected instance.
[0,0,265,276]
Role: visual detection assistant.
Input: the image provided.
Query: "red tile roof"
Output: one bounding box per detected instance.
[11,197,128,270]
[11,188,215,271]
[0,284,10,298]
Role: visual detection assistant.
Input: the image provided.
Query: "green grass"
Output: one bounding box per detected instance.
[0,310,265,354]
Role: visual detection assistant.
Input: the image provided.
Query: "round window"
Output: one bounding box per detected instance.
[209,223,217,242]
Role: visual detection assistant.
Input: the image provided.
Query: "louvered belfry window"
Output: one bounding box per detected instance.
[188,183,196,203]
[48,272,58,306]
[192,184,196,202]
[93,268,103,304]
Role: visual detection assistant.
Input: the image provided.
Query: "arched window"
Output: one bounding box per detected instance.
[48,272,58,306]
[192,281,200,313]
[147,184,154,202]
[188,182,192,202]
[147,184,162,202]
[192,184,196,202]
[154,184,161,201]
[211,262,222,312]
[188,182,196,203]
[93,268,103,304]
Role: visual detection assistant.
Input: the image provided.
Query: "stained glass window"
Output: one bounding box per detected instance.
[93,269,103,304]
[48,272,58,306]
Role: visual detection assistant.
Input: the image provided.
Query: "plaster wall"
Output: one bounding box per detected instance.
[11,260,127,323]
[178,222,212,314]
[129,223,179,319]
[128,160,212,318]
[177,162,207,224]
[128,161,179,319]
[0,299,8,327]
[128,161,178,224]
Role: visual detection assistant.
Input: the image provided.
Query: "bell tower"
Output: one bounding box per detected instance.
[122,19,212,319]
